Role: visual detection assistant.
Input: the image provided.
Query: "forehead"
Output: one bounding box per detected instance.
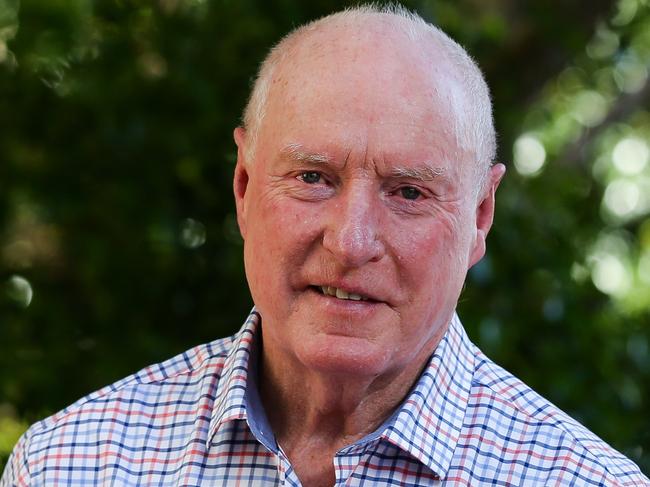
[258,23,469,172]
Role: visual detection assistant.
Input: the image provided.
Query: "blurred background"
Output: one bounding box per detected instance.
[1,0,649,473]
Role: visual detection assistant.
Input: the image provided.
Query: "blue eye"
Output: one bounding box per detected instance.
[299,172,321,184]
[399,187,421,200]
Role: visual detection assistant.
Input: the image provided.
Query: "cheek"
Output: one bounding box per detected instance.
[391,216,470,295]
[396,217,458,262]
[244,194,321,282]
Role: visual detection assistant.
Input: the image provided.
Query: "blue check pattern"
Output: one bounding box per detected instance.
[2,310,648,486]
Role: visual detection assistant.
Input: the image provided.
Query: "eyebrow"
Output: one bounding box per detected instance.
[280,143,332,165]
[389,165,446,181]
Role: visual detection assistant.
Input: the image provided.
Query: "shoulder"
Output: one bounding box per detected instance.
[462,347,649,486]
[38,334,234,432]
[1,334,236,486]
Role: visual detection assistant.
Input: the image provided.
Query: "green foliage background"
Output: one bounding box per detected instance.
[1,0,649,474]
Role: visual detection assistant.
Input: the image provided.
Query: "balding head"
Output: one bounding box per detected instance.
[241,4,496,186]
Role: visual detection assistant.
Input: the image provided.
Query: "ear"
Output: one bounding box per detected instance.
[233,126,250,240]
[468,163,506,268]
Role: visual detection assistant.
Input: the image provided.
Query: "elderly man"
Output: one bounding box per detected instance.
[2,5,649,487]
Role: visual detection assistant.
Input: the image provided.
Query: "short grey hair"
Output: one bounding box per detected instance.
[241,4,496,182]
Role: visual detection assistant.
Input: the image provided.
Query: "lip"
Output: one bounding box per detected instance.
[310,282,384,303]
[305,287,382,315]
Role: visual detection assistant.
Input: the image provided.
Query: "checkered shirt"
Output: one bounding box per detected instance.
[2,310,648,486]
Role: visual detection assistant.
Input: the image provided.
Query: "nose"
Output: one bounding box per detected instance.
[322,186,386,267]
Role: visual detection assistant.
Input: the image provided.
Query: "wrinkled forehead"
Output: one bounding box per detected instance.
[258,24,471,172]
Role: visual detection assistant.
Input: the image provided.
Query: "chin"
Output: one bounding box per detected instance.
[296,334,396,378]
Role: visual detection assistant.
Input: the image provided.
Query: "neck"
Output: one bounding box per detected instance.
[256,329,440,487]
[259,339,433,451]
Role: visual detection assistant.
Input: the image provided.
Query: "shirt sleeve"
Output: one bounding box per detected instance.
[1,430,32,487]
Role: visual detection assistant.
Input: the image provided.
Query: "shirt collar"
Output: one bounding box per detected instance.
[207,310,260,447]
[381,313,475,478]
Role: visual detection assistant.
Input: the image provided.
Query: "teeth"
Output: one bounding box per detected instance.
[320,286,367,301]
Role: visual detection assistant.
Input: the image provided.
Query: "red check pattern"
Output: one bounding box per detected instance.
[2,310,648,486]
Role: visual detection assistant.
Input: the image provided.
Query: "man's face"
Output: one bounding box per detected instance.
[234,31,503,379]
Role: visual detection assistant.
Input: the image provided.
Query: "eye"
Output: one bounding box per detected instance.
[298,171,322,184]
[399,186,421,200]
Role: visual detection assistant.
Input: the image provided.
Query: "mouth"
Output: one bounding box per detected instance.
[311,285,374,302]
